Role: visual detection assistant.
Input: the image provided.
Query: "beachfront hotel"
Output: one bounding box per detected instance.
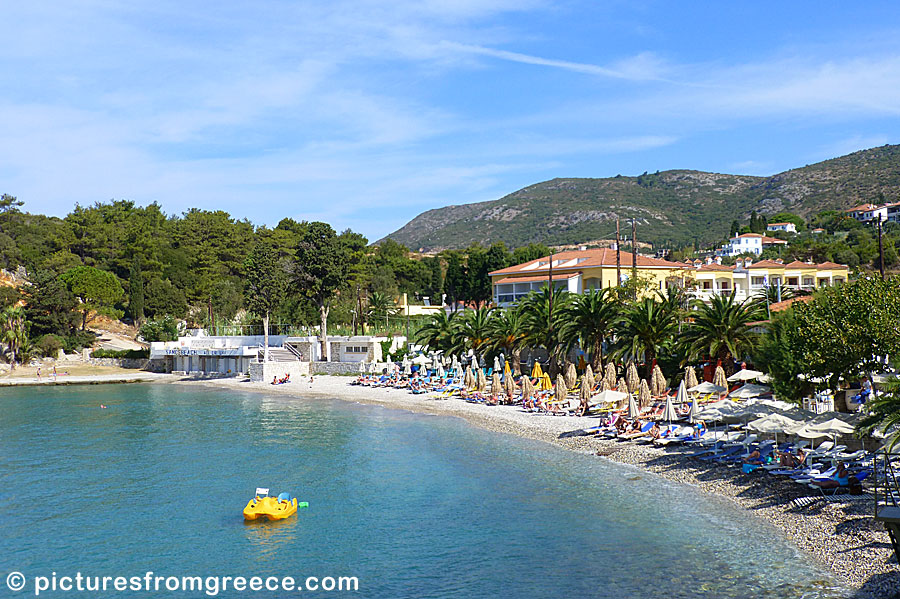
[489,248,687,306]
[489,248,849,306]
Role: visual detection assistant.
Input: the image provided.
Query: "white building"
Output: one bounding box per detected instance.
[846,203,890,222]
[766,222,797,233]
[716,233,788,257]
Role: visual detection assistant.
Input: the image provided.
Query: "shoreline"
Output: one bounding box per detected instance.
[173,374,896,598]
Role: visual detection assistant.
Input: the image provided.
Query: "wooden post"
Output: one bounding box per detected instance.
[631,218,638,295]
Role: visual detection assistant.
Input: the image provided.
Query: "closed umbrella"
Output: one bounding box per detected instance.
[368,360,378,374]
[584,364,595,394]
[661,392,679,424]
[477,369,487,392]
[688,393,700,424]
[713,365,727,390]
[451,355,461,374]
[358,360,366,373]
[626,362,640,394]
[579,375,592,412]
[539,373,553,391]
[639,379,652,408]
[493,356,501,373]
[564,362,577,389]
[604,363,617,390]
[599,377,611,392]
[505,374,517,404]
[522,375,534,401]
[464,366,475,389]
[436,363,445,379]
[651,364,667,397]
[532,362,544,378]
[504,359,512,380]
[491,372,502,396]
[555,375,569,407]
[685,366,699,390]
[617,377,628,393]
[403,360,412,376]
[627,392,640,419]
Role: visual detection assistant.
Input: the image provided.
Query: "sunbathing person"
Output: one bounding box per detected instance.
[810,462,849,489]
[649,423,661,440]
[742,449,764,464]
[778,449,804,469]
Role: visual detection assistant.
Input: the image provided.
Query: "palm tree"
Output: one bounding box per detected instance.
[486,306,528,375]
[1,306,27,371]
[613,294,678,378]
[858,380,900,449]
[414,310,462,355]
[458,305,494,360]
[520,285,571,376]
[682,291,764,374]
[367,291,399,330]
[560,288,620,372]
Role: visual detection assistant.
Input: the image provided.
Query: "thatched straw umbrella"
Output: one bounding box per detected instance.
[604,362,617,391]
[521,375,534,405]
[504,374,517,404]
[555,375,568,406]
[713,364,727,390]
[584,364,595,391]
[626,362,640,394]
[617,377,628,393]
[651,364,667,397]
[685,365,699,390]
[477,368,487,392]
[490,372,501,396]
[579,375,592,415]
[599,377,611,392]
[564,362,577,389]
[639,379,652,409]
[464,366,475,389]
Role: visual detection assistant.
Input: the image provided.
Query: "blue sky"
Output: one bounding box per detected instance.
[3,2,900,241]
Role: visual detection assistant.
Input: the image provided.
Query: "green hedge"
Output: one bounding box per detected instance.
[91,348,150,360]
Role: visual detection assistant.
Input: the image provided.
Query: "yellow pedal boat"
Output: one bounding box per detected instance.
[244,490,299,521]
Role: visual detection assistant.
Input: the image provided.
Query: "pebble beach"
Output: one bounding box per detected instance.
[181,374,899,598]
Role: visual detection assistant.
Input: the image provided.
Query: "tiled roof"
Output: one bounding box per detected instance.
[845,203,880,212]
[494,273,580,284]
[816,261,848,270]
[767,222,793,226]
[746,259,787,269]
[696,264,734,272]
[489,248,684,276]
[761,236,787,244]
[769,295,815,312]
[784,260,814,269]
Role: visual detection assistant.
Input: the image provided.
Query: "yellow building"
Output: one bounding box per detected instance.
[489,248,686,305]
[686,258,848,302]
[490,250,850,306]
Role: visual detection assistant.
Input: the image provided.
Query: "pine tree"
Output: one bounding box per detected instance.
[129,255,145,324]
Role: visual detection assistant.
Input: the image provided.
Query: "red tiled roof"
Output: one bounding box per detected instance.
[816,261,848,270]
[845,203,879,212]
[761,236,787,244]
[767,222,793,226]
[736,233,763,238]
[746,259,787,269]
[696,264,734,272]
[489,248,684,276]
[769,295,815,312]
[494,273,581,285]
[784,260,813,269]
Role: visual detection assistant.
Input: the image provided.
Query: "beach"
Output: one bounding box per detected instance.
[179,374,898,598]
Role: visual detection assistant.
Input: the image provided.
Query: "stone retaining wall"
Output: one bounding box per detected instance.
[249,361,310,382]
[309,361,367,375]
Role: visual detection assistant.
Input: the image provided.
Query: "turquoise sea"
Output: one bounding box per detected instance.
[1,384,846,598]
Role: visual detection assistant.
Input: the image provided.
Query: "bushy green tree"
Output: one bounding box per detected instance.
[560,288,620,372]
[682,292,763,372]
[139,316,180,343]
[244,241,287,359]
[59,266,124,330]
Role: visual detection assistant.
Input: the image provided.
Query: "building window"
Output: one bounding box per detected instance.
[803,277,813,286]
[345,346,367,353]
[751,276,765,286]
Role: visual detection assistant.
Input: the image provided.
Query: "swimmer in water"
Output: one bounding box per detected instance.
[100,405,108,409]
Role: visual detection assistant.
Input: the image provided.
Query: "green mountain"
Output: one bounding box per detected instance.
[384,144,900,251]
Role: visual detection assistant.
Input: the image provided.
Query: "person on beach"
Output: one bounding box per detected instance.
[810,462,849,489]
[52,365,57,379]
[36,366,41,380]
[649,422,661,440]
[742,449,763,464]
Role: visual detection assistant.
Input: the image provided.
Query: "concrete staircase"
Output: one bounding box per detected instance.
[258,347,300,362]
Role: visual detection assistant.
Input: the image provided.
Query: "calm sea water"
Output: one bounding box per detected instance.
[0,384,846,598]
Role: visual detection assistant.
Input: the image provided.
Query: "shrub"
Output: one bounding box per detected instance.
[139,315,179,343]
[63,330,97,352]
[35,334,64,358]
[91,348,149,359]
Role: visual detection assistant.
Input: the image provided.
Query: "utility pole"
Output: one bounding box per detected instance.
[547,250,554,321]
[615,219,621,287]
[878,215,886,277]
[354,284,361,336]
[631,218,638,296]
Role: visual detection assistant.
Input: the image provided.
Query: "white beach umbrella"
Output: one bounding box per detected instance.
[368,360,378,374]
[411,354,429,365]
[727,383,771,399]
[627,392,640,420]
[688,393,700,424]
[688,381,727,395]
[591,389,627,407]
[386,355,393,367]
[403,361,412,376]
[493,356,501,373]
[358,361,366,373]
[436,363,445,378]
[727,369,765,383]
[796,418,857,439]
[661,392,679,424]
[748,413,803,434]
